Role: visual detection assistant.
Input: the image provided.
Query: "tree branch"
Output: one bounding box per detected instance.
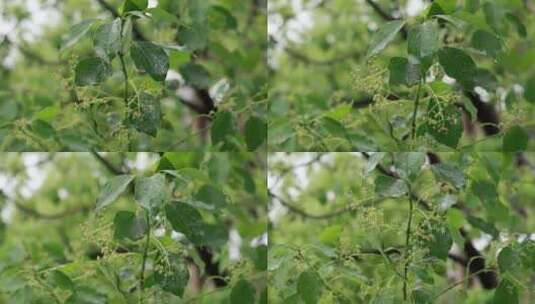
[12,200,90,220]
[268,189,364,220]
[91,151,126,175]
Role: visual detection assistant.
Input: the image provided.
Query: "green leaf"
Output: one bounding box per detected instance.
[321,117,347,138]
[61,19,97,50]
[250,245,267,271]
[34,106,60,123]
[422,98,463,148]
[122,0,148,13]
[420,221,452,260]
[375,174,408,198]
[155,254,190,297]
[435,0,457,14]
[130,92,162,137]
[31,119,56,139]
[319,225,342,246]
[471,179,497,203]
[524,75,535,104]
[506,13,527,37]
[471,30,501,57]
[396,152,425,181]
[244,115,267,151]
[297,270,323,304]
[467,215,499,239]
[438,47,476,85]
[471,68,497,91]
[134,174,167,213]
[194,184,227,208]
[408,21,440,60]
[165,202,205,244]
[465,0,480,13]
[211,111,235,149]
[230,279,256,304]
[93,18,122,60]
[96,175,134,210]
[177,24,208,51]
[131,41,169,81]
[208,6,238,30]
[49,270,74,291]
[498,246,521,273]
[431,163,465,189]
[113,211,148,241]
[74,57,112,86]
[366,20,405,58]
[388,57,420,87]
[179,63,212,88]
[503,126,529,152]
[493,279,518,304]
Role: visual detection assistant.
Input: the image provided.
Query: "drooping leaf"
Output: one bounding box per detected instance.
[131,41,169,81]
[179,63,212,88]
[134,174,167,213]
[244,115,267,151]
[388,57,420,87]
[93,18,122,60]
[130,92,162,137]
[367,20,405,58]
[471,30,501,57]
[422,98,463,148]
[194,184,228,208]
[438,47,476,85]
[375,174,408,198]
[61,19,97,50]
[74,57,112,86]
[503,126,529,152]
[408,21,440,60]
[297,270,323,304]
[230,279,256,304]
[155,254,190,297]
[113,210,148,241]
[165,202,205,244]
[96,174,134,210]
[211,111,235,149]
[467,215,499,239]
[431,163,465,189]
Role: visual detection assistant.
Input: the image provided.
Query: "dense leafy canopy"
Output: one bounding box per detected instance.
[0,152,267,303]
[269,0,535,151]
[0,0,266,151]
[269,152,535,303]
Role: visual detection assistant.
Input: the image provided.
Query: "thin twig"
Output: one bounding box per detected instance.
[410,80,423,140]
[139,211,151,301]
[403,185,415,301]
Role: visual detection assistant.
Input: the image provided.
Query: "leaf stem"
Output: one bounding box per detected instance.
[403,184,414,301]
[119,18,129,106]
[410,79,423,140]
[139,211,151,302]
